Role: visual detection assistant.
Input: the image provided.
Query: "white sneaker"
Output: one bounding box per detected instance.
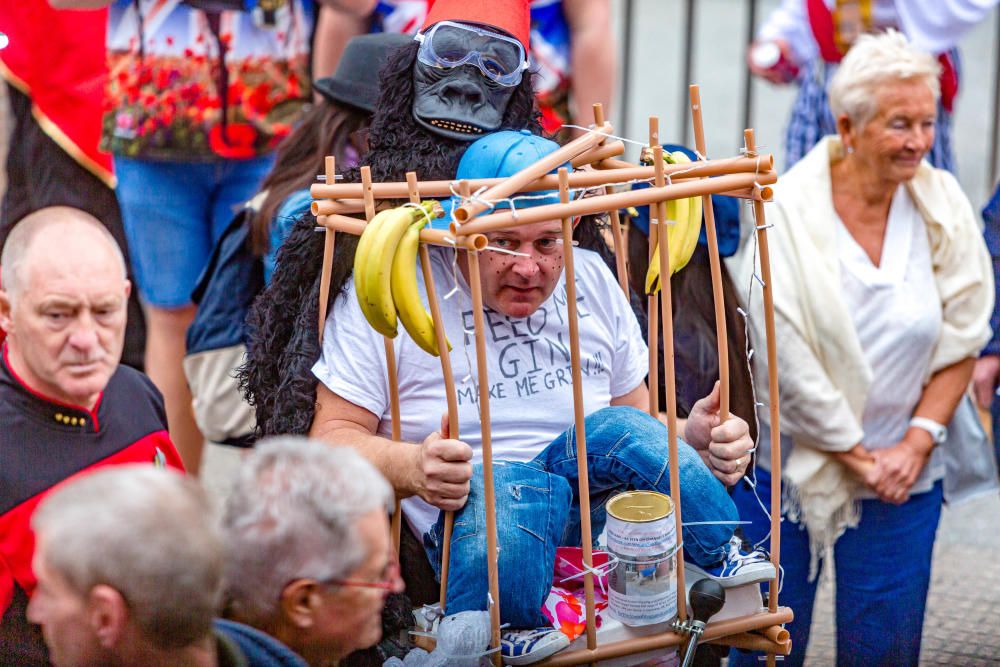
[686,535,776,588]
[500,627,570,665]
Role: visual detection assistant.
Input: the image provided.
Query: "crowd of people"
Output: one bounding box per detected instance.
[1,1,999,666]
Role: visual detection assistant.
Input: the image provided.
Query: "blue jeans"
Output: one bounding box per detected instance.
[728,467,942,667]
[424,406,740,628]
[115,155,274,308]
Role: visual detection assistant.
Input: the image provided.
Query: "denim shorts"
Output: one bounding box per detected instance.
[115,155,274,308]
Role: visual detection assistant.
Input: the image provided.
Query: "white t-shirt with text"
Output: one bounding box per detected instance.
[313,246,648,537]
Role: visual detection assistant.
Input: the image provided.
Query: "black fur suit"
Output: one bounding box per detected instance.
[240,42,542,437]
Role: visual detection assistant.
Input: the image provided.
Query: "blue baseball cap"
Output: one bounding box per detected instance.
[436,130,567,228]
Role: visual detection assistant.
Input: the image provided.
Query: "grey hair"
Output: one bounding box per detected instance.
[31,465,223,649]
[219,436,394,628]
[828,29,940,127]
[0,207,127,305]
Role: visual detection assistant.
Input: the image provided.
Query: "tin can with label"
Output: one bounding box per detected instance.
[606,490,677,627]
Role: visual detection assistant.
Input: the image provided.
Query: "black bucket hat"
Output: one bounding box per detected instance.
[313,32,413,113]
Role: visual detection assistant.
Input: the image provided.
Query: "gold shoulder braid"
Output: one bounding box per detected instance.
[833,0,873,56]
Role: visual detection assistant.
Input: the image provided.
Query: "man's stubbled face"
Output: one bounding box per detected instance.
[461,220,565,318]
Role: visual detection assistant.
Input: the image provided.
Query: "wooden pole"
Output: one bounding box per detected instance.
[558,168,598,653]
[453,122,613,223]
[647,119,660,419]
[317,214,487,250]
[467,248,503,666]
[758,623,790,645]
[689,85,730,421]
[745,128,782,667]
[534,607,794,666]
[309,154,775,200]
[409,170,461,611]
[593,104,630,296]
[706,631,790,654]
[569,140,626,168]
[744,130,782,612]
[360,167,404,554]
[450,170,777,237]
[315,184,771,218]
[652,143,687,622]
[317,156,337,340]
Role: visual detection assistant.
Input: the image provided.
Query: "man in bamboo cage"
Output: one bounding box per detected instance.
[309,131,776,661]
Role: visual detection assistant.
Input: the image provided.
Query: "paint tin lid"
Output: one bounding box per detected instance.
[606,491,673,523]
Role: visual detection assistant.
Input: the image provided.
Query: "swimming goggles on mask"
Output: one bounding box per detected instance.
[414,20,529,87]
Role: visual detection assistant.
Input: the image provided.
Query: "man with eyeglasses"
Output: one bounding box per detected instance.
[219,436,403,666]
[27,465,307,667]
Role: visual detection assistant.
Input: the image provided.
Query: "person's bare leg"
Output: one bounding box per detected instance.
[144,305,204,476]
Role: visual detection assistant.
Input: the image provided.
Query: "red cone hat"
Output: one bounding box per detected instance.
[422,0,530,50]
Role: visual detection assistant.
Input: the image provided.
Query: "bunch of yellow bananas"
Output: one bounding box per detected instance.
[644,151,703,294]
[353,201,451,356]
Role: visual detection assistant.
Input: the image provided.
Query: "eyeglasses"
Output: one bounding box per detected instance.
[315,559,401,591]
[414,20,528,87]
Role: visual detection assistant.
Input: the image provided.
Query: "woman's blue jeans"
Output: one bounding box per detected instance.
[728,467,942,667]
[424,406,740,628]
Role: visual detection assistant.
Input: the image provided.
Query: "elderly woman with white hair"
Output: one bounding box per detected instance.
[219,436,403,666]
[729,30,994,665]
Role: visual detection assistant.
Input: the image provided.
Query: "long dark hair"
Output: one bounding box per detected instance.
[241,42,542,436]
[250,102,371,256]
[627,223,757,443]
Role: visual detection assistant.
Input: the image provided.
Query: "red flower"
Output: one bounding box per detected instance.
[155,69,172,90]
[286,72,301,99]
[166,36,174,46]
[184,47,195,58]
[208,123,258,159]
[227,80,246,106]
[181,83,203,103]
[247,83,272,115]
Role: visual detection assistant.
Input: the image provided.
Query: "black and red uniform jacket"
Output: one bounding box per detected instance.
[0,346,184,664]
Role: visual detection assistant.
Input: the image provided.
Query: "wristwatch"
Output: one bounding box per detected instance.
[909,417,948,445]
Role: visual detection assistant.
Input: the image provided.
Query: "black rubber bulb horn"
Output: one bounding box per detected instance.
[679,578,726,667]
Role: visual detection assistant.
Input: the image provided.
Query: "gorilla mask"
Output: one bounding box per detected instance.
[412,21,529,141]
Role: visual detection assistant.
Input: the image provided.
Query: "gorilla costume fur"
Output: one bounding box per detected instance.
[241,10,543,437]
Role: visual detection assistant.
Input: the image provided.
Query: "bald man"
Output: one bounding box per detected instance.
[0,207,184,665]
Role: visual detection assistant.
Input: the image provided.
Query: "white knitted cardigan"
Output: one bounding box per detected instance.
[729,136,994,578]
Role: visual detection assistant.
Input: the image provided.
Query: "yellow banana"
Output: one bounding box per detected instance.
[644,151,702,293]
[390,219,452,356]
[644,196,689,293]
[361,202,438,337]
[354,207,399,337]
[670,151,703,276]
[645,199,676,294]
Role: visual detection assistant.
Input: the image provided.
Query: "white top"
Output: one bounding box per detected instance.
[835,186,944,493]
[758,0,998,63]
[313,246,648,538]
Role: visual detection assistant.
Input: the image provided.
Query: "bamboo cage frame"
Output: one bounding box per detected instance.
[311,91,788,665]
